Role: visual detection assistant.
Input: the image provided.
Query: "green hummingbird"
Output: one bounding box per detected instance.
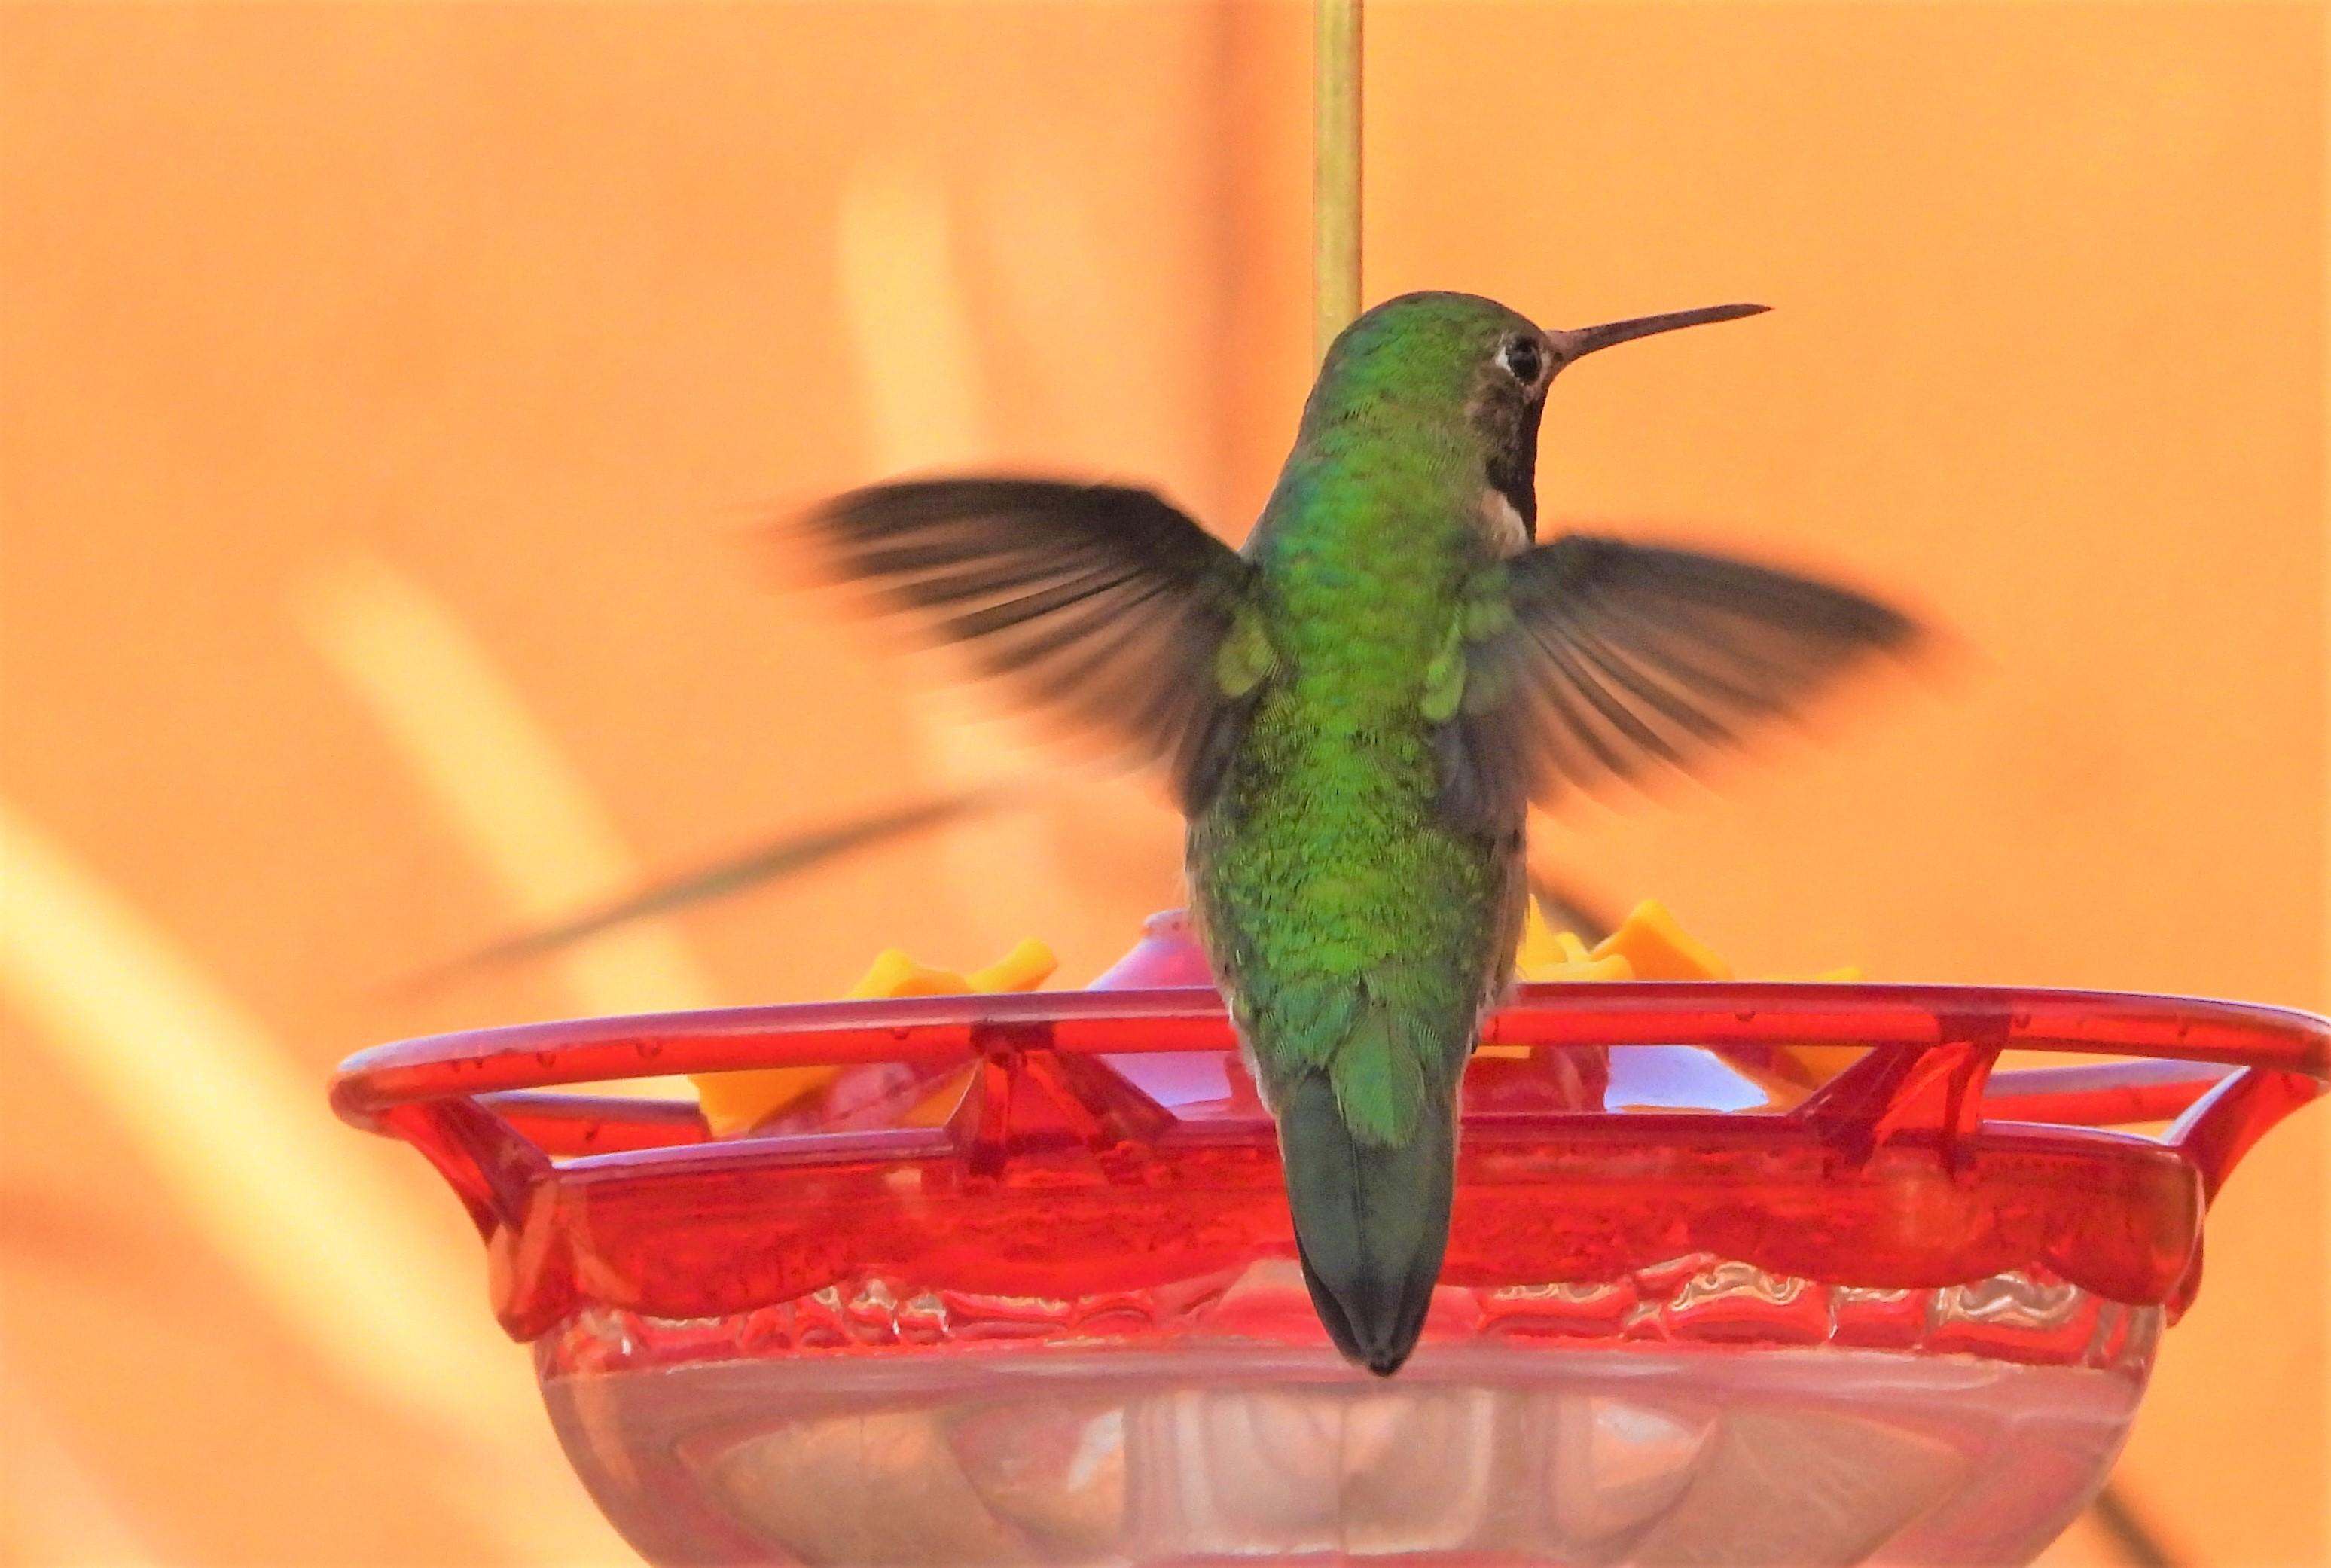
[805,291,1917,1374]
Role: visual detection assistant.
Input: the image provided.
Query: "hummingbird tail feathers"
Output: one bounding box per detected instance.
[1278,1066,1456,1377]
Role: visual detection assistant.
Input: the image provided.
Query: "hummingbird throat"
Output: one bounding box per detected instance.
[1476,394,1544,543]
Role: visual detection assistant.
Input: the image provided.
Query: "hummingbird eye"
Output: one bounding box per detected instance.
[1498,337,1545,386]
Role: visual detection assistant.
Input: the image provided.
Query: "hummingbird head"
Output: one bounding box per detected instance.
[1307,293,1770,541]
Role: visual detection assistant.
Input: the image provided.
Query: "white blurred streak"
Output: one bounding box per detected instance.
[0,808,628,1565]
[0,807,502,1416]
[294,554,709,1093]
[837,167,1066,950]
[980,152,1195,488]
[838,170,987,473]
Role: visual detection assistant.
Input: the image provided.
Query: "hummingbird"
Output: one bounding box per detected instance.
[802,291,1917,1374]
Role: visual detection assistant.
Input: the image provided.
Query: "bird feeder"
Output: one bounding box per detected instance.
[332,905,2325,1566]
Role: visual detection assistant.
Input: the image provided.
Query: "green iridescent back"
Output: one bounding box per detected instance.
[1190,294,1533,1146]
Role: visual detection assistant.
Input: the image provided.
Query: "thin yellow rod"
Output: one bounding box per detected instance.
[1313,0,1362,364]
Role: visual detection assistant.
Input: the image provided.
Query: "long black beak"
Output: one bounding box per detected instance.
[1558,302,1768,359]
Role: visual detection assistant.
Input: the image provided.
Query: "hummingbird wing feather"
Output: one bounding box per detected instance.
[804,478,1269,812]
[1435,535,1918,830]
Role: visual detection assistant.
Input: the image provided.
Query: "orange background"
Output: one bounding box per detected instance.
[1,3,2322,1565]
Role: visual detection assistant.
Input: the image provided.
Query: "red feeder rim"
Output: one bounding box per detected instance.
[333,978,2327,1347]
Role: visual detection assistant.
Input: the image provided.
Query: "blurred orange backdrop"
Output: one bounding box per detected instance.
[0,3,2321,1565]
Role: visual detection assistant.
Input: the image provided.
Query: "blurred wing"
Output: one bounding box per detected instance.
[804,478,1269,812]
[1436,535,1919,831]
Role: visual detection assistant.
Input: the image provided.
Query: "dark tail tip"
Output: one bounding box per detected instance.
[1277,1075,1456,1377]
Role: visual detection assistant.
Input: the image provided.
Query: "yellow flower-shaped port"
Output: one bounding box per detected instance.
[694,903,1864,1130]
[691,938,1057,1136]
[1510,898,1865,1103]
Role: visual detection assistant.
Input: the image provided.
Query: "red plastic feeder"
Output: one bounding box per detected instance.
[334,913,2326,1566]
